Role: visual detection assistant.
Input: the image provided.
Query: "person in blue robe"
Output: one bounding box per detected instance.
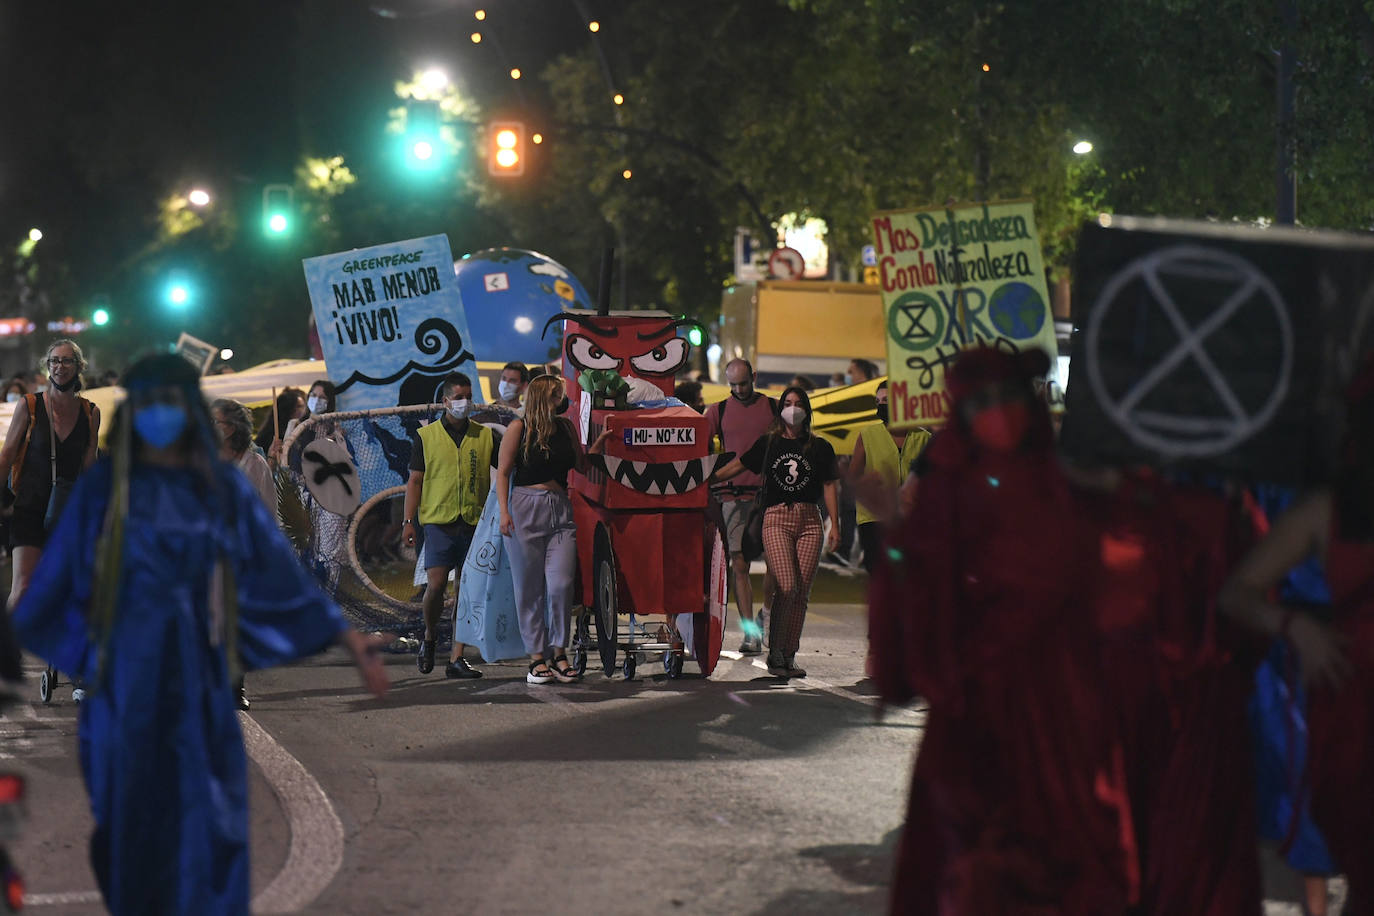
[11,353,388,916]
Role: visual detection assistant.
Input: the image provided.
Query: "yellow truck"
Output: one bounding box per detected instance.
[718,280,887,388]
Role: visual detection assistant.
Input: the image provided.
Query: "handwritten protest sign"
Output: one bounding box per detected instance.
[302,234,482,411]
[872,201,1058,430]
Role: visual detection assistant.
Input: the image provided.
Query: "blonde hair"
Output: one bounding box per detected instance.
[520,375,567,461]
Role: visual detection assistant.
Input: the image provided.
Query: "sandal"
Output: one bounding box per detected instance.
[527,660,554,684]
[549,655,580,683]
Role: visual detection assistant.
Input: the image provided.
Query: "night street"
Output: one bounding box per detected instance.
[1,597,1345,915]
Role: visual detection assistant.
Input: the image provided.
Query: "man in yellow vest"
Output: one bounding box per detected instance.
[850,380,907,575]
[402,372,500,679]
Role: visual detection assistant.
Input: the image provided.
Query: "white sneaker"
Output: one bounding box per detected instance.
[71,688,87,704]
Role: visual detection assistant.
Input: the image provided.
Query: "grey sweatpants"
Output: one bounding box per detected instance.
[503,486,577,657]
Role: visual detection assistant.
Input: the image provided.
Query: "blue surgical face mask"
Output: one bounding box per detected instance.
[498,380,519,402]
[447,398,471,420]
[844,372,855,386]
[307,395,326,415]
[134,404,188,449]
[4,393,19,404]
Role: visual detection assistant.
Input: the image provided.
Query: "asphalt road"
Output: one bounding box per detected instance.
[0,590,1348,915]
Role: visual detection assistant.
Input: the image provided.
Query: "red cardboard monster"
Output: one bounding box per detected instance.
[546,309,730,677]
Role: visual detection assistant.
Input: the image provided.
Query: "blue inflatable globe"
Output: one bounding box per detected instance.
[453,248,594,365]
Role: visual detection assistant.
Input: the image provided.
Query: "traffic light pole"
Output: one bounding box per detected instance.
[552,121,776,244]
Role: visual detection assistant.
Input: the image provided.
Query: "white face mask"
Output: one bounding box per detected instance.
[5,393,19,404]
[447,398,471,420]
[780,405,806,427]
[498,380,519,402]
[307,396,326,414]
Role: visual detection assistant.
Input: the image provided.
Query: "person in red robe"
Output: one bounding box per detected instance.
[1220,356,1374,915]
[1085,471,1265,914]
[869,346,1134,915]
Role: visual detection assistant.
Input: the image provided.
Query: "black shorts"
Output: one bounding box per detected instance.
[9,507,47,549]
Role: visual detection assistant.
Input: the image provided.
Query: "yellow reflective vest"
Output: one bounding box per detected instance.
[417,420,493,526]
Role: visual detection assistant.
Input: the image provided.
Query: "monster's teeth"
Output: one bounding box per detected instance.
[645,479,662,496]
[631,461,647,476]
[672,459,689,478]
[602,456,621,478]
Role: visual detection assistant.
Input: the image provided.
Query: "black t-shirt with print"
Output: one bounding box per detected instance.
[740,433,838,507]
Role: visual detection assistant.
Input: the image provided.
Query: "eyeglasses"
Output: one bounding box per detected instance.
[47,357,77,368]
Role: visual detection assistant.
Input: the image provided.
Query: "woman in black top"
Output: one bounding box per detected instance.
[708,384,835,678]
[0,339,101,610]
[496,375,609,684]
[711,386,839,677]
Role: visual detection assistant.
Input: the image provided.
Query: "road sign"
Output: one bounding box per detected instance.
[768,247,805,281]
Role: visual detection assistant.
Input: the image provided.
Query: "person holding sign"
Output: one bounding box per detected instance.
[710,387,840,678]
[868,346,1133,914]
[497,375,611,684]
[403,372,498,680]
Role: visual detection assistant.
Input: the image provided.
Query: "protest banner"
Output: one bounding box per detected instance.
[302,234,482,411]
[1063,215,1374,485]
[871,200,1058,431]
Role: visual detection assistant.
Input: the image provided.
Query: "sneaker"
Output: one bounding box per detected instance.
[738,635,763,656]
[784,657,807,678]
[417,639,436,674]
[236,684,251,710]
[765,656,790,678]
[71,688,87,704]
[445,657,483,680]
[527,660,554,685]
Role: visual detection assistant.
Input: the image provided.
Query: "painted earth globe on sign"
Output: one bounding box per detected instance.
[987,281,1047,340]
[453,247,594,365]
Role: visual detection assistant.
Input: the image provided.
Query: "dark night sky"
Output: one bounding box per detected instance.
[0,0,611,284]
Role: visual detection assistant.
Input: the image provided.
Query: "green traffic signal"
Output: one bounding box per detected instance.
[404,100,442,172]
[92,307,110,326]
[262,184,293,238]
[687,326,705,347]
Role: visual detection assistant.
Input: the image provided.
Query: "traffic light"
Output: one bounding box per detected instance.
[262,184,293,238]
[686,326,704,347]
[488,121,525,177]
[92,307,110,326]
[163,276,195,309]
[404,100,442,172]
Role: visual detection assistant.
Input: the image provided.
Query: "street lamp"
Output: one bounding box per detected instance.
[27,228,42,242]
[1073,140,1094,155]
[188,189,211,207]
[420,68,448,92]
[220,348,234,361]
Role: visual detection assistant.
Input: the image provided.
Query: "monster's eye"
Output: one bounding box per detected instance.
[629,338,688,375]
[568,334,622,371]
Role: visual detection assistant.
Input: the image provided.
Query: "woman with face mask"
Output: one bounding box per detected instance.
[9,353,388,915]
[711,386,840,677]
[0,339,101,619]
[496,375,610,683]
[2,380,25,404]
[868,346,1135,914]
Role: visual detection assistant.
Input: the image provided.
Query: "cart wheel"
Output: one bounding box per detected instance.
[622,655,636,680]
[573,648,588,677]
[666,652,683,680]
[39,668,53,705]
[593,533,619,676]
[694,525,729,676]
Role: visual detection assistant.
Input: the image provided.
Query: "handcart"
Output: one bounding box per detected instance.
[556,309,730,679]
